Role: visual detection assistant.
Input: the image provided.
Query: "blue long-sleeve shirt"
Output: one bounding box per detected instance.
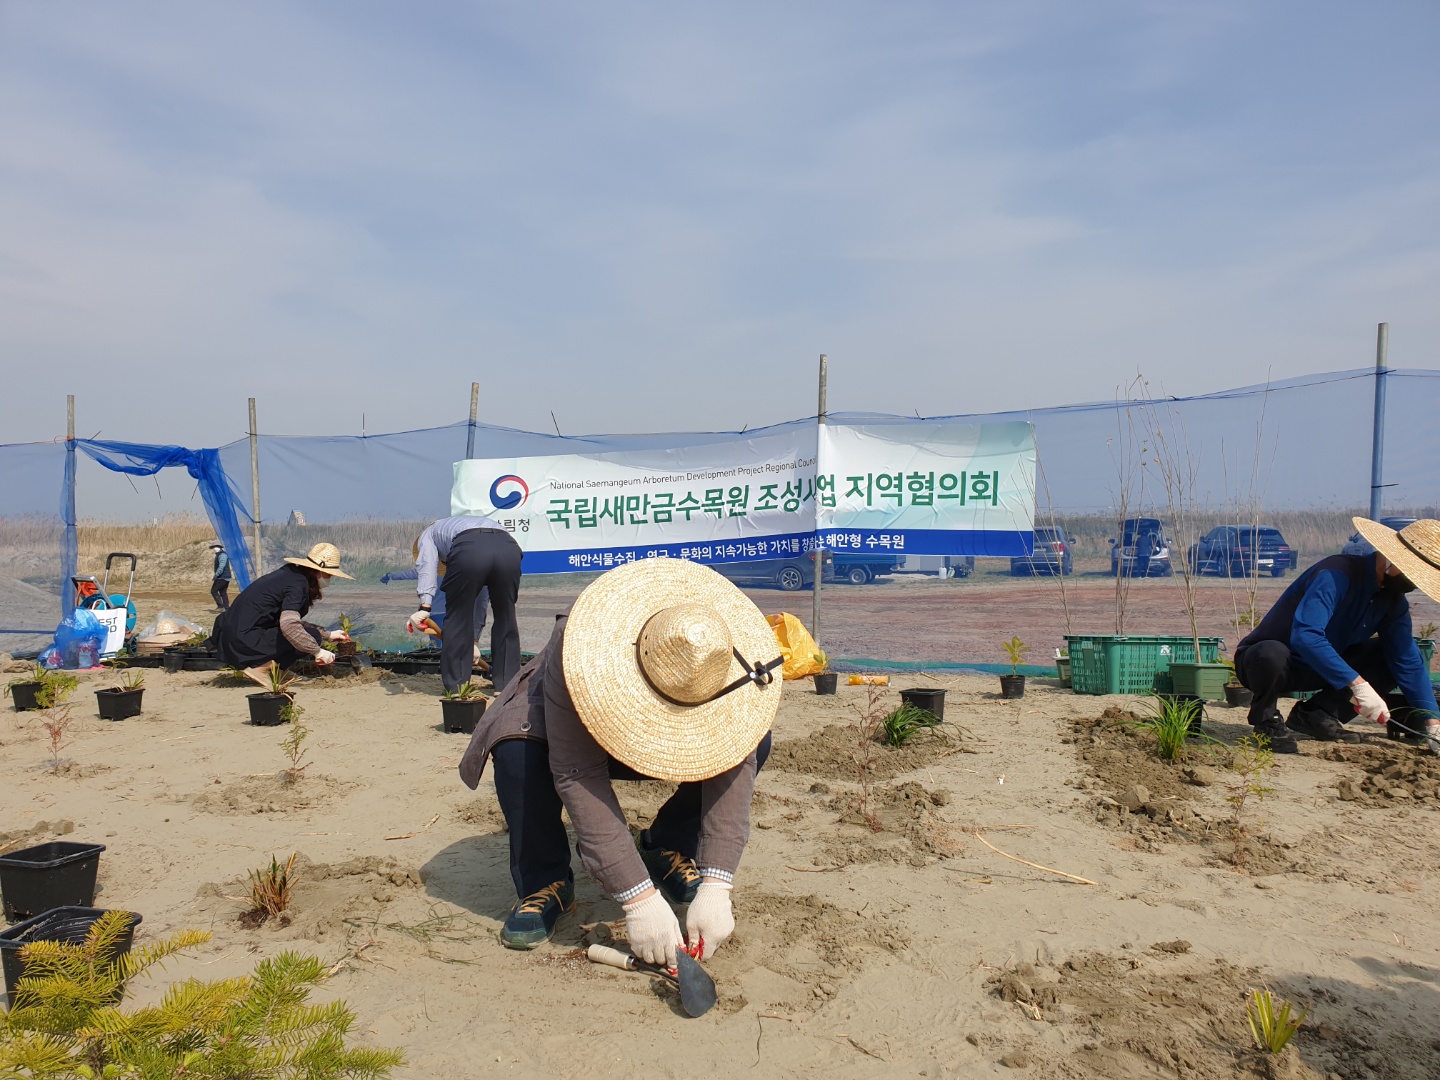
[1238,554,1437,714]
[414,514,504,606]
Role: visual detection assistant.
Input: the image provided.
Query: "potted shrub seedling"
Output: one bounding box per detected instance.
[440,682,486,734]
[1222,658,1252,708]
[999,636,1028,699]
[95,670,145,721]
[247,665,296,727]
[812,650,837,695]
[6,664,77,712]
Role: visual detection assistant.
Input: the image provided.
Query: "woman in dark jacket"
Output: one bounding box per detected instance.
[214,543,353,687]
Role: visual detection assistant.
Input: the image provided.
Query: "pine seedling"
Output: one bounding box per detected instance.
[0,914,402,1077]
[1226,734,1276,869]
[279,718,310,784]
[1246,987,1307,1053]
[879,703,944,747]
[247,852,299,920]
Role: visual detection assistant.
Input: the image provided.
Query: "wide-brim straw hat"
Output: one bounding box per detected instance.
[562,559,783,783]
[284,542,354,580]
[1352,517,1440,604]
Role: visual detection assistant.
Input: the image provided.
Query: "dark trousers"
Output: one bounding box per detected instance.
[210,578,230,611]
[489,733,773,899]
[441,529,522,693]
[1236,638,1397,726]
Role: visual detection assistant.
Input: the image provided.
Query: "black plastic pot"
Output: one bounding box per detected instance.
[162,650,185,673]
[1224,683,1253,708]
[247,693,292,726]
[899,687,946,719]
[8,682,44,712]
[813,672,838,695]
[441,697,486,734]
[1,907,139,1007]
[999,674,1026,699]
[95,687,144,721]
[0,841,106,923]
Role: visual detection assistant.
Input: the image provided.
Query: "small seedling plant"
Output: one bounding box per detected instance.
[1001,636,1029,676]
[850,683,887,831]
[248,852,299,920]
[442,681,482,701]
[265,663,298,698]
[1226,733,1276,869]
[279,708,310,783]
[1126,695,1204,762]
[112,670,144,692]
[812,649,830,673]
[0,912,403,1077]
[1246,987,1306,1053]
[880,703,944,747]
[38,704,73,773]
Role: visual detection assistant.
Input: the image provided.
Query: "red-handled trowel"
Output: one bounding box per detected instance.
[586,944,717,1017]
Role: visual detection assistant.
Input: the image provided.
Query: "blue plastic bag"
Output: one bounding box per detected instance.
[52,608,106,669]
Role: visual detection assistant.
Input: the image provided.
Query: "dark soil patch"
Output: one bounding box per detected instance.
[768,722,962,781]
[1321,743,1440,808]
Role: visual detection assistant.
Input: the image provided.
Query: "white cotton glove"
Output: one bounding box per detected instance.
[406,610,432,633]
[1349,678,1389,725]
[622,891,683,969]
[328,630,349,642]
[314,649,336,665]
[685,880,734,961]
[473,642,483,664]
[1425,719,1440,756]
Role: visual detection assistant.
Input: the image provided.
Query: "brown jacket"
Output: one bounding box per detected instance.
[458,616,760,899]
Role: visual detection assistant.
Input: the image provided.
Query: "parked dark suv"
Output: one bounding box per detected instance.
[712,553,828,591]
[1010,526,1076,576]
[1109,517,1173,577]
[1189,525,1297,577]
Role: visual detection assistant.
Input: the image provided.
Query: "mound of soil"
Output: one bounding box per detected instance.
[821,780,960,867]
[1071,708,1304,875]
[1323,743,1440,808]
[191,773,360,815]
[201,853,423,939]
[768,723,961,781]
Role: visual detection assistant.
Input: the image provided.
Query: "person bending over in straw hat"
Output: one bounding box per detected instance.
[408,514,523,694]
[458,558,782,963]
[1233,517,1440,754]
[214,542,354,689]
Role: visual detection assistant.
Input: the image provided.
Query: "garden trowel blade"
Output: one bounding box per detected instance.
[674,950,717,1018]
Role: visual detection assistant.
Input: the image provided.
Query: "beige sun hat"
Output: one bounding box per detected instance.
[562,559,784,783]
[284,542,354,580]
[1352,518,1440,604]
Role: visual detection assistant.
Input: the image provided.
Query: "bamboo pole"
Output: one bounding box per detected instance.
[812,354,828,640]
[1369,322,1389,521]
[248,398,263,573]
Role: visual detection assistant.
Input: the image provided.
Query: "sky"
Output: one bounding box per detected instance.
[2,0,1438,452]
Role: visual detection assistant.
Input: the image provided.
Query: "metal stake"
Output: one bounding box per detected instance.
[1369,323,1388,521]
[466,381,480,459]
[812,354,828,641]
[249,398,263,572]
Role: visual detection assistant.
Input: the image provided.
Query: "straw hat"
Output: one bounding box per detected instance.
[562,559,784,782]
[284,542,354,580]
[1352,517,1440,604]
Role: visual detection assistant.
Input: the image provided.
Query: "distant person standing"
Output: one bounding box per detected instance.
[209,542,233,612]
[409,515,523,693]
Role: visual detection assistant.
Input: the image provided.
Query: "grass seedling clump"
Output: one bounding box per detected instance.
[1246,987,1306,1053]
[442,681,482,701]
[248,852,299,921]
[879,703,944,747]
[1127,695,1204,762]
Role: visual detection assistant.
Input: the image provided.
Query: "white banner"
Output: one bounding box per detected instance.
[816,422,1035,557]
[451,430,820,573]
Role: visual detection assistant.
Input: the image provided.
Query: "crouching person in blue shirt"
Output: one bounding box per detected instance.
[1234,517,1440,754]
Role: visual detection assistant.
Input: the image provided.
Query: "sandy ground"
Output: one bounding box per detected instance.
[4,652,1440,1079]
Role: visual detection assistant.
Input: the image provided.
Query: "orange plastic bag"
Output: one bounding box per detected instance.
[847,674,889,686]
[766,613,825,680]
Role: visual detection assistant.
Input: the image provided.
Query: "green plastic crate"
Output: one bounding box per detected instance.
[1065,634,1224,696]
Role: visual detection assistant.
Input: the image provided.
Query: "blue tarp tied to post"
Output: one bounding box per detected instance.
[60,439,256,616]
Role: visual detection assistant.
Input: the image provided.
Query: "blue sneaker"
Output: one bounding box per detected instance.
[500,880,574,950]
[637,838,701,904]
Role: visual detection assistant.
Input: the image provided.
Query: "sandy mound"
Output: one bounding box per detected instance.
[767,722,964,780]
[191,773,362,815]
